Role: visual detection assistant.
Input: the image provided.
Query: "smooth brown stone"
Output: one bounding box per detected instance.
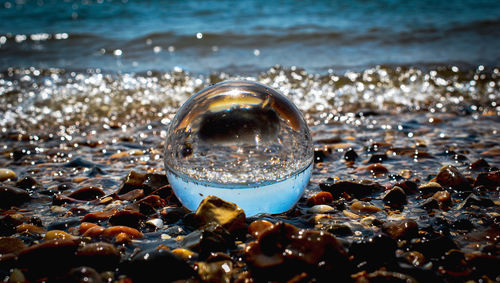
[383,186,407,208]
[18,239,80,276]
[43,230,75,241]
[102,226,143,239]
[434,165,471,191]
[81,209,118,223]
[0,237,26,254]
[245,222,350,281]
[0,168,17,182]
[0,185,31,208]
[350,201,381,213]
[195,195,246,232]
[248,220,273,239]
[382,219,419,240]
[136,194,167,208]
[79,222,98,234]
[474,170,500,189]
[68,186,105,201]
[469,158,490,171]
[320,179,384,198]
[356,163,389,175]
[307,191,334,206]
[76,242,121,271]
[119,188,144,201]
[16,223,46,235]
[82,225,106,238]
[432,190,452,209]
[108,210,146,228]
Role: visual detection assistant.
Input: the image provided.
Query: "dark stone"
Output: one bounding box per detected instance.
[382,219,419,240]
[474,170,500,189]
[368,153,388,163]
[466,253,500,279]
[469,158,490,171]
[68,186,105,201]
[383,186,407,209]
[120,248,196,282]
[161,206,189,224]
[15,176,43,191]
[344,148,358,161]
[354,270,418,283]
[108,210,146,229]
[420,198,439,211]
[314,150,325,163]
[245,222,351,282]
[412,236,457,260]
[349,234,397,270]
[181,224,234,259]
[434,165,471,191]
[320,179,384,198]
[0,215,23,236]
[0,185,31,209]
[457,193,495,209]
[57,182,73,191]
[395,180,419,195]
[65,266,104,283]
[326,224,353,236]
[18,239,80,278]
[64,157,102,169]
[75,242,121,271]
[117,171,168,195]
[52,194,84,205]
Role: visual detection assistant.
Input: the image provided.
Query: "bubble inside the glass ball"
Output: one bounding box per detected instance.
[164,80,313,216]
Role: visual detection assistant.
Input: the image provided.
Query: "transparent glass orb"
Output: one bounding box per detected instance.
[164,80,313,216]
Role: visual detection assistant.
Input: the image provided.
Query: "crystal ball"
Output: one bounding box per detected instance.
[164,80,313,216]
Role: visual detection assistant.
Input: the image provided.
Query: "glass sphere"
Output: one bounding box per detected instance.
[164,80,313,216]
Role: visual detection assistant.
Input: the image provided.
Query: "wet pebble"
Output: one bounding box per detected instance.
[194,195,246,233]
[68,186,105,201]
[248,220,273,239]
[75,242,121,271]
[432,190,452,210]
[65,266,104,283]
[306,191,334,206]
[309,204,335,214]
[344,148,359,161]
[320,179,384,198]
[382,219,419,240]
[383,186,407,209]
[15,176,42,191]
[102,226,143,239]
[181,224,233,259]
[434,165,471,191]
[418,181,443,197]
[474,170,500,189]
[0,185,31,209]
[0,237,26,254]
[469,158,490,171]
[245,221,351,281]
[108,210,146,229]
[43,230,75,241]
[0,168,17,182]
[350,201,381,213]
[18,239,80,278]
[120,248,196,282]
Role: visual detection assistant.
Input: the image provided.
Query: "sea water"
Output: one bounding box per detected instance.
[164,81,314,216]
